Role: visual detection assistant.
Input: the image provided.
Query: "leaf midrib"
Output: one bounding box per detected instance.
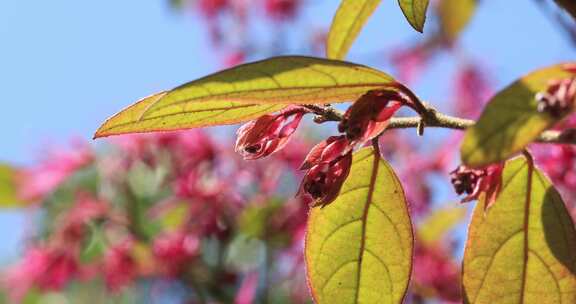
[354,148,380,303]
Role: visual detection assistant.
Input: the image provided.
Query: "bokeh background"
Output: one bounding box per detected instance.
[1,0,575,303]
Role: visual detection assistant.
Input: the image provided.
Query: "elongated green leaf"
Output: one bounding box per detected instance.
[461,63,575,167]
[398,0,430,32]
[95,56,401,138]
[326,0,382,60]
[305,147,413,304]
[437,0,476,42]
[0,164,27,207]
[463,155,576,304]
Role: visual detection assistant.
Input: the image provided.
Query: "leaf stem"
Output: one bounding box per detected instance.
[303,103,576,145]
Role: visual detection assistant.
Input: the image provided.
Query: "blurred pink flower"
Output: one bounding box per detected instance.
[413,245,461,302]
[104,241,137,292]
[454,63,492,118]
[16,142,93,202]
[4,246,78,301]
[264,0,299,20]
[153,232,200,276]
[234,272,259,304]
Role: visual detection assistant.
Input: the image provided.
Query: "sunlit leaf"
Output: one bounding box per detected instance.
[437,0,476,42]
[0,163,27,207]
[95,56,402,138]
[461,63,575,167]
[418,205,466,246]
[305,147,413,304]
[463,155,576,304]
[398,0,430,32]
[326,0,382,60]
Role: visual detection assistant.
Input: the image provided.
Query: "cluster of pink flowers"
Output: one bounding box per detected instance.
[3,129,313,303]
[234,89,413,207]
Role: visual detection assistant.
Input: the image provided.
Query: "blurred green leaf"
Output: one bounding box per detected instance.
[158,202,190,232]
[238,202,281,239]
[79,224,106,263]
[326,0,382,60]
[0,163,27,207]
[461,63,575,167]
[127,161,167,199]
[417,205,466,246]
[225,234,266,272]
[305,147,413,304]
[463,155,576,303]
[398,0,429,32]
[437,0,476,42]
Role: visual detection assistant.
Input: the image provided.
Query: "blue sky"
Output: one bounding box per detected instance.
[0,0,575,258]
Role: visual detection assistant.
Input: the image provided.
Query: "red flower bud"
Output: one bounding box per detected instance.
[235,108,305,160]
[450,163,504,209]
[298,136,352,207]
[338,90,403,144]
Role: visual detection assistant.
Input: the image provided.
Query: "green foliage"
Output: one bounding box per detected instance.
[463,154,576,303]
[437,0,476,43]
[461,63,575,167]
[95,56,401,138]
[305,147,413,304]
[326,0,382,60]
[398,0,430,32]
[0,164,27,207]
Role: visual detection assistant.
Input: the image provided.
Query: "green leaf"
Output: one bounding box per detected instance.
[0,163,27,207]
[398,0,430,32]
[461,63,575,167]
[463,155,576,304]
[417,205,466,246]
[305,147,413,304]
[437,0,476,42]
[95,56,401,138]
[326,0,382,60]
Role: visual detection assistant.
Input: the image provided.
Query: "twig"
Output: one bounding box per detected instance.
[303,103,576,145]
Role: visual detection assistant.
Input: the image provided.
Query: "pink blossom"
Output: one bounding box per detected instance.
[199,0,229,17]
[235,107,305,160]
[104,242,137,292]
[264,0,299,20]
[453,63,492,118]
[338,91,404,145]
[536,75,576,118]
[234,272,259,304]
[298,136,352,207]
[390,45,431,84]
[413,245,461,302]
[153,232,200,276]
[4,246,78,301]
[450,163,504,209]
[16,142,93,202]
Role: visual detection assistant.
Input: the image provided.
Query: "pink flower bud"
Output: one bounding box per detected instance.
[235,108,305,160]
[450,163,504,209]
[298,136,353,207]
[536,74,576,118]
[338,91,403,145]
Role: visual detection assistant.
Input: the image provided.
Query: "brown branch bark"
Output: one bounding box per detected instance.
[303,103,576,145]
